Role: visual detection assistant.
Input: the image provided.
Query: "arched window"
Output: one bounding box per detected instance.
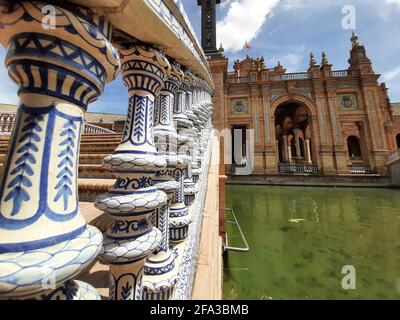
[347,136,362,160]
[396,133,400,149]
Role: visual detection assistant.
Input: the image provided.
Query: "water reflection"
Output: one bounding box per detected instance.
[224,185,400,300]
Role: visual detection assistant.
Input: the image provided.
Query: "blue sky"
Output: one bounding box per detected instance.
[0,0,400,115]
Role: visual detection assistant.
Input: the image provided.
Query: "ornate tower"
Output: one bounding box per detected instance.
[348,32,374,76]
[198,0,222,59]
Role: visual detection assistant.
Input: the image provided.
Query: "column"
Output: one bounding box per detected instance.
[305,139,312,164]
[282,135,289,162]
[170,72,193,245]
[95,45,170,300]
[191,80,204,186]
[294,130,301,159]
[182,73,196,207]
[0,2,120,299]
[287,146,293,163]
[141,63,183,300]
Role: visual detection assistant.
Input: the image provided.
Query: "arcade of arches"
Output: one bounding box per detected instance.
[275,102,314,165]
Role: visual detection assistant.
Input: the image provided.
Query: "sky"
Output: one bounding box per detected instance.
[0,0,400,115]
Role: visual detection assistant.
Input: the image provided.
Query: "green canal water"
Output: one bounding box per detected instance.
[223,185,400,300]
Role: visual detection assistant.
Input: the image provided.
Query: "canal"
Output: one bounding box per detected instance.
[223,185,400,300]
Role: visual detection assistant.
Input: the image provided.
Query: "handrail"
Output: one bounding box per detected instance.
[388,149,400,165]
[224,208,250,253]
[83,123,116,135]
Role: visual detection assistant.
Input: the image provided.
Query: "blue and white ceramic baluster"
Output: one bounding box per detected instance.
[188,76,202,190]
[169,73,194,245]
[95,45,170,300]
[141,63,183,300]
[193,86,207,169]
[191,81,204,177]
[182,73,196,207]
[0,2,120,300]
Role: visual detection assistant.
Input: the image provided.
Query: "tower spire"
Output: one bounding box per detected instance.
[309,52,317,67]
[198,0,222,59]
[322,51,329,65]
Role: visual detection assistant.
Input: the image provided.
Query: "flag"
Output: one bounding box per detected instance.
[244,41,252,51]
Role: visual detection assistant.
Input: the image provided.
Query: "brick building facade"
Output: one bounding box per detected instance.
[210,34,400,176]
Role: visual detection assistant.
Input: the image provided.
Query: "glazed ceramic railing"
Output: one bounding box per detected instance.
[0,113,16,135]
[83,123,116,135]
[172,125,214,300]
[0,1,214,301]
[348,165,373,174]
[387,149,400,165]
[69,0,213,86]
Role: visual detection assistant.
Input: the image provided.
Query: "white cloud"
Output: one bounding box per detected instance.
[386,0,400,5]
[383,66,400,82]
[270,46,306,72]
[217,0,280,52]
[220,0,235,9]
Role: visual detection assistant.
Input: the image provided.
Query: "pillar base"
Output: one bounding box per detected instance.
[142,249,178,300]
[142,275,178,300]
[184,180,196,206]
[169,215,192,245]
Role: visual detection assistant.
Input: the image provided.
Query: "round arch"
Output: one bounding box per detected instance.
[270,93,318,118]
[273,95,319,168]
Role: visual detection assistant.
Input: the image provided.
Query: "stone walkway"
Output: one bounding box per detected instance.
[192,139,223,300]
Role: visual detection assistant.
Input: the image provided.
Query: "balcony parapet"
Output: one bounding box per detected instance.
[227,69,361,84]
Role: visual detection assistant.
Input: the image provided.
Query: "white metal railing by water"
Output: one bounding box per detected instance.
[83,123,116,135]
[388,149,400,165]
[224,208,250,253]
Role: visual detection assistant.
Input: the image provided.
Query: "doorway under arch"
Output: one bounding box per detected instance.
[347,136,362,160]
[396,133,400,149]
